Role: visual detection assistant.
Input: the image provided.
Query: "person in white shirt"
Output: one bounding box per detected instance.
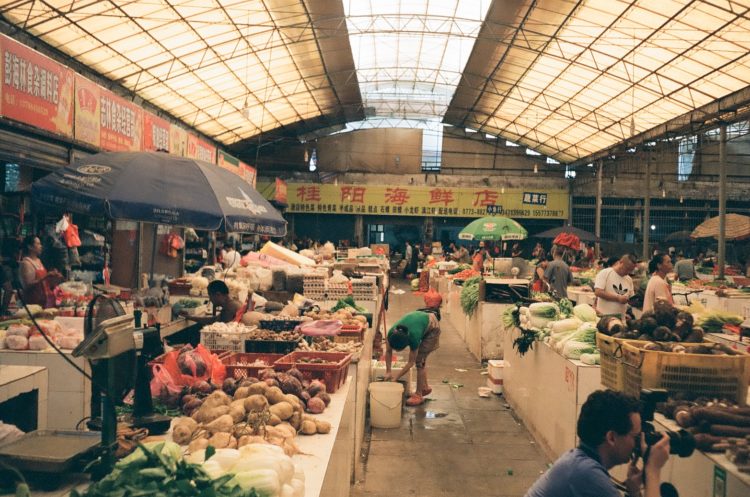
[221,243,241,271]
[642,253,674,313]
[594,254,637,318]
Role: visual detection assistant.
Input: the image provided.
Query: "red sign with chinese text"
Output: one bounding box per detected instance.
[0,34,74,137]
[99,88,142,151]
[74,74,100,147]
[143,111,170,152]
[187,133,216,163]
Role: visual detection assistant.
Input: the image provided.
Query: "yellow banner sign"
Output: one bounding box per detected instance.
[285,183,568,219]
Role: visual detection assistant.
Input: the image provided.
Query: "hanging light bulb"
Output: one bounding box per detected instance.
[534,164,538,174]
[679,195,684,204]
[662,188,666,198]
[501,186,505,194]
[308,148,317,172]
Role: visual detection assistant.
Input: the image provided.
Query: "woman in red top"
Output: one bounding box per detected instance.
[18,235,63,307]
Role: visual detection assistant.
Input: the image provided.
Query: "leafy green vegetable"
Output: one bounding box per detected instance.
[448,264,472,275]
[573,303,597,323]
[558,298,574,318]
[512,328,538,357]
[460,277,482,316]
[72,442,257,497]
[528,302,559,319]
[697,311,743,332]
[502,304,521,329]
[331,296,366,313]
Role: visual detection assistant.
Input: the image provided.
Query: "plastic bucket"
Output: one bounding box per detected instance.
[487,360,506,394]
[369,382,404,428]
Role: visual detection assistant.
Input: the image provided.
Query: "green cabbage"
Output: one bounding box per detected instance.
[573,303,597,322]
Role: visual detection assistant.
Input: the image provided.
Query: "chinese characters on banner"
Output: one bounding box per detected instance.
[99,89,142,151]
[286,184,567,219]
[1,34,74,137]
[74,74,100,147]
[187,133,216,163]
[143,111,170,152]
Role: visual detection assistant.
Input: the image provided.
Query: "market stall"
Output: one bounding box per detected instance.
[500,297,750,497]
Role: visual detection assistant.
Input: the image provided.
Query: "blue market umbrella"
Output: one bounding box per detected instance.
[31,151,286,236]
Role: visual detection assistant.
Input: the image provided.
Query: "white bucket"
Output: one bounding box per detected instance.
[369,382,404,428]
[487,359,506,394]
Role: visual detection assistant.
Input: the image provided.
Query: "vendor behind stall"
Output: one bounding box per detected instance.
[594,254,636,319]
[18,235,63,307]
[183,280,243,324]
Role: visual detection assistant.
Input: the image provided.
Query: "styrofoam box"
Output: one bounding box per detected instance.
[487,359,505,394]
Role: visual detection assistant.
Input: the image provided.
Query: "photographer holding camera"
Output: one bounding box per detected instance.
[526,390,670,497]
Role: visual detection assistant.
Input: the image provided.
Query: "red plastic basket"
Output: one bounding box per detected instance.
[333,324,364,343]
[222,352,285,380]
[147,348,230,368]
[273,351,352,393]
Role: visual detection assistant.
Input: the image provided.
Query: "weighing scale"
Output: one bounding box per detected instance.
[0,296,171,486]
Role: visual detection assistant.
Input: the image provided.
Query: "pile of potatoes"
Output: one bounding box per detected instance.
[172,384,332,456]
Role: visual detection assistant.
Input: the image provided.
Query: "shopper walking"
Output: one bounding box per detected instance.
[594,254,637,319]
[544,247,573,300]
[384,309,441,406]
[18,235,63,307]
[472,242,489,272]
[525,389,669,497]
[642,253,674,313]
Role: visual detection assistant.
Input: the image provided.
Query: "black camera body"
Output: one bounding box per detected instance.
[636,389,696,460]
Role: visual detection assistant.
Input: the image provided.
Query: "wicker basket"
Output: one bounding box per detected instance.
[200,326,257,353]
[621,340,750,405]
[597,332,626,391]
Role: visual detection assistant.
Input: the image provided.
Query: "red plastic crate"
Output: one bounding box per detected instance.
[147,348,230,368]
[333,324,364,343]
[274,351,352,393]
[222,352,285,380]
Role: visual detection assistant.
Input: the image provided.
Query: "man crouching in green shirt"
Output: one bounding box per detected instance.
[384,310,441,406]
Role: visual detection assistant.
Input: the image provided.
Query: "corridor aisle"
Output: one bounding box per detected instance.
[351,283,550,497]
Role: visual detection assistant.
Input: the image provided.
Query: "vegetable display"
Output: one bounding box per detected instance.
[662,399,750,459]
[596,301,706,343]
[459,276,481,316]
[71,441,267,497]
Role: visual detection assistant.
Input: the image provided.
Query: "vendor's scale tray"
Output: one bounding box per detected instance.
[0,430,100,472]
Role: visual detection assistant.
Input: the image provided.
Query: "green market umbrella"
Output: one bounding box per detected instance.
[458,216,528,241]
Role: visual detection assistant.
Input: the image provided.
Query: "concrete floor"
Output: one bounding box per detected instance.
[351,282,550,497]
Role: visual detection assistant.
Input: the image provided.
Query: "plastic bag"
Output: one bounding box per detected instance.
[160,344,226,388]
[64,222,82,248]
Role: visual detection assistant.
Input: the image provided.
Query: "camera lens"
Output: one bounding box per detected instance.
[640,427,695,458]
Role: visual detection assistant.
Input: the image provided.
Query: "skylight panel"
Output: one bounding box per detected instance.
[344,0,491,120]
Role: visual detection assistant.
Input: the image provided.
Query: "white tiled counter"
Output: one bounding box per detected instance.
[0,350,90,430]
[502,327,601,460]
[0,365,48,431]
